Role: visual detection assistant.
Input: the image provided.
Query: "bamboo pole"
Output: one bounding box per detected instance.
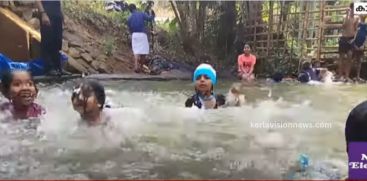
[276,1,284,52]
[298,1,304,42]
[317,0,325,61]
[299,1,309,73]
[267,1,273,56]
[282,3,289,58]
[309,1,318,53]
[289,3,296,67]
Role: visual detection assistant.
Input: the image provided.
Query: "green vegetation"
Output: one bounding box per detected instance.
[63,0,129,27]
[103,36,116,56]
[155,18,182,51]
[62,0,354,75]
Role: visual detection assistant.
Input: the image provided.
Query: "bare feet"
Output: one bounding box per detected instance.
[353,77,366,83]
[134,69,141,73]
[345,78,353,83]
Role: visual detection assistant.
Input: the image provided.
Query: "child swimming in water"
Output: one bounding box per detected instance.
[185,64,225,109]
[71,80,111,126]
[298,62,319,83]
[225,83,245,107]
[0,70,45,120]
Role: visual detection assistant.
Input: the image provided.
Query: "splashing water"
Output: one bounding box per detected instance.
[0,80,361,179]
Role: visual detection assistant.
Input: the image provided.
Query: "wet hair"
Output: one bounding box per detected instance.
[147,1,154,6]
[350,2,354,10]
[0,70,37,99]
[72,80,106,110]
[1,71,13,98]
[128,4,137,12]
[312,61,321,68]
[216,94,226,107]
[302,62,312,70]
[230,84,241,94]
[272,72,284,83]
[345,101,367,152]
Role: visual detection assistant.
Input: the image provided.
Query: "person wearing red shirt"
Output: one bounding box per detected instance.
[237,44,256,82]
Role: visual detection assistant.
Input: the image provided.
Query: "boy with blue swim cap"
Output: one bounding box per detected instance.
[185,64,225,109]
[193,63,217,85]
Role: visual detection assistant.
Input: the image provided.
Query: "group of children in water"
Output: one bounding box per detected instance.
[1,62,367,179]
[0,63,247,124]
[0,69,108,125]
[297,61,334,84]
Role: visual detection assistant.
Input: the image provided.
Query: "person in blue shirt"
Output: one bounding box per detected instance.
[127,4,154,73]
[352,15,367,81]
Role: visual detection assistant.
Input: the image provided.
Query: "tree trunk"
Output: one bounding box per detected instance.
[169,0,196,55]
[169,0,182,28]
[267,1,274,56]
[281,1,291,32]
[197,1,207,42]
[216,1,236,59]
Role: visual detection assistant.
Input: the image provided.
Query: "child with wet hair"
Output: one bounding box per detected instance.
[271,72,284,83]
[71,80,111,126]
[225,83,245,107]
[185,63,226,109]
[298,62,319,83]
[0,70,45,120]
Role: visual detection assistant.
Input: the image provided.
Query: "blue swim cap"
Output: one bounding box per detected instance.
[193,63,217,85]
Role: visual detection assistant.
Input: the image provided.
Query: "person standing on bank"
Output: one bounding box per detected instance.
[127,4,154,73]
[338,3,358,82]
[36,0,70,76]
[145,1,155,52]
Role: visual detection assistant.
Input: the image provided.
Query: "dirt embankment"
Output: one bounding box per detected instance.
[2,1,135,74]
[1,1,196,77]
[61,14,135,74]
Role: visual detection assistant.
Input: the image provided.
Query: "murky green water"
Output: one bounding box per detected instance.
[0,79,364,179]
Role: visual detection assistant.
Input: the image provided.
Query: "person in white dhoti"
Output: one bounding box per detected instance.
[127,4,154,73]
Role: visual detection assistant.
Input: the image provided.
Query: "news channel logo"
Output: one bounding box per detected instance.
[355,2,367,15]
